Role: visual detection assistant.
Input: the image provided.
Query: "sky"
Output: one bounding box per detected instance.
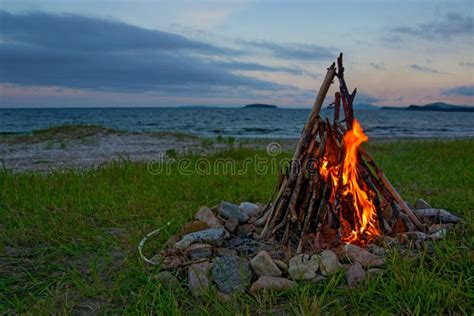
[0,0,473,108]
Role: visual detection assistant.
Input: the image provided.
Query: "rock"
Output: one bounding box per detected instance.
[174,227,229,249]
[248,216,258,224]
[254,211,270,227]
[212,255,252,294]
[428,223,454,234]
[239,202,262,217]
[273,260,288,274]
[155,271,179,289]
[368,268,383,276]
[397,231,429,243]
[218,202,249,223]
[344,244,385,267]
[188,261,213,297]
[414,199,431,209]
[414,208,461,224]
[224,217,239,234]
[237,223,255,238]
[430,229,448,240]
[367,245,387,256]
[346,262,365,288]
[180,221,209,235]
[195,206,222,228]
[319,250,341,276]
[311,274,327,283]
[151,253,184,269]
[251,250,282,277]
[164,235,179,248]
[288,254,319,280]
[186,243,213,260]
[216,247,238,256]
[250,276,296,294]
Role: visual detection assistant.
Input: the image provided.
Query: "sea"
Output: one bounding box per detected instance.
[1,107,473,139]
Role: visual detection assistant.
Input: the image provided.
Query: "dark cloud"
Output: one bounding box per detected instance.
[441,85,474,96]
[0,11,233,54]
[409,64,440,74]
[238,39,337,61]
[0,11,304,96]
[392,13,473,40]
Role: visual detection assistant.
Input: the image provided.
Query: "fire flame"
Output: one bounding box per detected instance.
[320,119,381,245]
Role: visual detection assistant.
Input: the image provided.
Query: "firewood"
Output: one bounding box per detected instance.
[263,53,427,250]
[359,148,425,231]
[334,92,341,124]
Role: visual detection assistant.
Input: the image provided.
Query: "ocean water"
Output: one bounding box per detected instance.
[1,107,473,138]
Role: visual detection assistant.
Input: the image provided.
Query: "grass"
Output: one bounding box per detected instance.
[0,139,473,314]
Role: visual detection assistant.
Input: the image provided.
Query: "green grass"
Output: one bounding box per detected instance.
[1,139,473,314]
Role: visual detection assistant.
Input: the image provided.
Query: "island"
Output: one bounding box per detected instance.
[243,103,278,109]
[382,102,474,112]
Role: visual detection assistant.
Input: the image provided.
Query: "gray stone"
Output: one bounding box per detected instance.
[250,250,282,277]
[212,255,252,294]
[250,276,296,294]
[186,243,213,260]
[224,217,239,234]
[429,229,448,240]
[216,247,238,256]
[239,202,262,217]
[414,208,461,224]
[344,244,385,267]
[428,223,454,234]
[195,206,222,228]
[174,227,229,249]
[254,211,270,227]
[346,262,365,288]
[367,245,388,256]
[273,260,288,274]
[188,261,213,297]
[218,202,249,223]
[236,223,255,238]
[155,271,179,289]
[311,274,327,283]
[288,254,319,280]
[319,250,341,276]
[414,199,431,210]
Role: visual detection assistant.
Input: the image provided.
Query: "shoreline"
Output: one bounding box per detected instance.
[1,125,473,173]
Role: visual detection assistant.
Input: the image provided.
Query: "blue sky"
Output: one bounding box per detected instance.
[0,0,473,108]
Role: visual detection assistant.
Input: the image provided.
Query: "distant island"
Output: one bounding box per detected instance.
[382,102,474,113]
[243,103,278,109]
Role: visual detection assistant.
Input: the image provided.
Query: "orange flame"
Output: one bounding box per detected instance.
[319,119,381,245]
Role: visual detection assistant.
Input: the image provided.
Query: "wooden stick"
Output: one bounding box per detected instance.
[334,92,341,124]
[359,148,425,231]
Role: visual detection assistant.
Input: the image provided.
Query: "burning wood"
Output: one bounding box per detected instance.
[261,53,427,252]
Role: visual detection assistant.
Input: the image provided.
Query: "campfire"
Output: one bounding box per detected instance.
[141,53,460,295]
[261,53,425,253]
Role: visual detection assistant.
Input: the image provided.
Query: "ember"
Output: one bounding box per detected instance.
[261,53,427,251]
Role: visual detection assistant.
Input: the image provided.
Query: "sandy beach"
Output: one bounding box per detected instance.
[0,126,298,172]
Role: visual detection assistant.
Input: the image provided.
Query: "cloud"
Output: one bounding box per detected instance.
[238,39,337,61]
[441,85,474,96]
[392,13,473,40]
[409,64,440,74]
[0,11,304,97]
[369,62,385,70]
